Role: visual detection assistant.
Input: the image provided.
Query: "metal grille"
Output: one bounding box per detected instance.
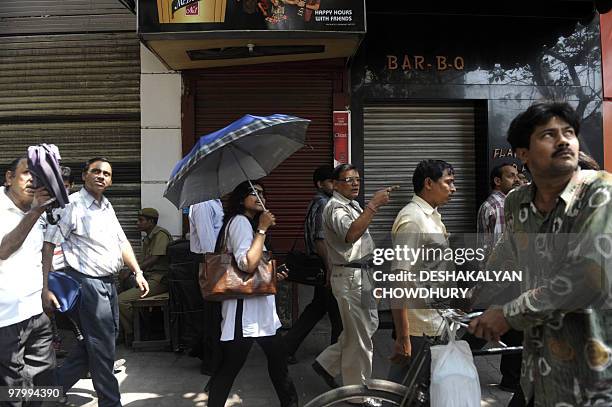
[0,32,141,246]
[363,102,477,246]
[193,61,336,254]
[0,0,135,35]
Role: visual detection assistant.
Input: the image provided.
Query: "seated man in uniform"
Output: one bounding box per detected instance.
[118,208,172,344]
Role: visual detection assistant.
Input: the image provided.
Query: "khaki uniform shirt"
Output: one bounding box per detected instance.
[323,191,375,268]
[143,225,172,283]
[391,195,447,337]
[489,169,612,406]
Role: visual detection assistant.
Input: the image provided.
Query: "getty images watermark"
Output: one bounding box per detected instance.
[370,244,522,301]
[353,232,612,311]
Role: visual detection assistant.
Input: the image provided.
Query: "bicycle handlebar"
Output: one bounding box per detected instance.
[437,309,517,349]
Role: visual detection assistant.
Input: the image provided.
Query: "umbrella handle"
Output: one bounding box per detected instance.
[228,146,268,211]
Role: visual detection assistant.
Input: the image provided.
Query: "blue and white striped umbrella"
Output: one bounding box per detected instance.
[164,114,310,209]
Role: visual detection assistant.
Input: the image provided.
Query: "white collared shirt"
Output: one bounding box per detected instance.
[219,215,281,341]
[391,195,447,336]
[0,187,44,327]
[45,188,128,277]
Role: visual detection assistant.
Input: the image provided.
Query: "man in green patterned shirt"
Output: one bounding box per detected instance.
[469,102,612,406]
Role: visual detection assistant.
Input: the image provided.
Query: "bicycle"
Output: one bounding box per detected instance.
[304,309,523,407]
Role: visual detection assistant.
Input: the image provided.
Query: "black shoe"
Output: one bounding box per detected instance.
[287,354,298,365]
[312,361,339,389]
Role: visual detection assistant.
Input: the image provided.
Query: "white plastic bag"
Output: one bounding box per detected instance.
[430,323,481,407]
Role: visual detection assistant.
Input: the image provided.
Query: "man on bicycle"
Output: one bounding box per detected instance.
[469,102,612,406]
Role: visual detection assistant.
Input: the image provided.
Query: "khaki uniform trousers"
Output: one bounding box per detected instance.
[315,267,378,386]
[118,273,168,336]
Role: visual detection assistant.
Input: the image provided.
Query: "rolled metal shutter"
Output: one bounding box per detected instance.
[193,61,336,253]
[0,0,135,35]
[363,102,477,246]
[0,32,141,245]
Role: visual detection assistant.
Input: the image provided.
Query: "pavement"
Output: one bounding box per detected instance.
[58,317,514,407]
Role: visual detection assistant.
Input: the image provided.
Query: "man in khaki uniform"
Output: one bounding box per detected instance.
[118,208,172,342]
[313,164,394,407]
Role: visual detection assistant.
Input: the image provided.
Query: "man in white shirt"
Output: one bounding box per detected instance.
[42,157,149,407]
[388,159,456,385]
[189,199,224,254]
[0,156,55,402]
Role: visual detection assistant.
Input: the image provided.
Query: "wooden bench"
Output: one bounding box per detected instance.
[130,293,171,351]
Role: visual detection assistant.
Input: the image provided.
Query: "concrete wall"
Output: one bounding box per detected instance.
[140,44,183,238]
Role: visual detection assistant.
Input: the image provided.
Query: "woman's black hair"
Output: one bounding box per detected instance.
[215,180,266,252]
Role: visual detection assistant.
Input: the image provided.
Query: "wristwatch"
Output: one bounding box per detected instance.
[256,229,267,236]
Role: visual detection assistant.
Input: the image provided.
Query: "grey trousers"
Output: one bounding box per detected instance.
[0,312,55,407]
[56,269,121,407]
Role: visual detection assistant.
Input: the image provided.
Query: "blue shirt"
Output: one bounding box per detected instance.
[188,199,224,254]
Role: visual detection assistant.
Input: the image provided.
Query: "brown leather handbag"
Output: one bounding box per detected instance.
[199,217,277,301]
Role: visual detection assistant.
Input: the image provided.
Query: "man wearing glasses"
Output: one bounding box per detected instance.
[312,163,395,407]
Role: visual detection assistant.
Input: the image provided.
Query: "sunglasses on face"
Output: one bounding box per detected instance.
[248,189,265,196]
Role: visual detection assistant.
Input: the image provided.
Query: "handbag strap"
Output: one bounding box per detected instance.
[217,216,237,254]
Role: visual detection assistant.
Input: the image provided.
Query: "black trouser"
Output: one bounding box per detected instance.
[499,328,523,388]
[207,300,298,407]
[56,269,121,407]
[283,285,342,356]
[0,312,55,407]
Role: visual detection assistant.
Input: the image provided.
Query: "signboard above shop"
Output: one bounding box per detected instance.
[138,0,366,70]
[140,0,365,33]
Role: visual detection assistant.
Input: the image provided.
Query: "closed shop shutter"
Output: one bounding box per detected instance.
[0,32,141,246]
[0,0,135,35]
[363,102,477,246]
[192,60,337,254]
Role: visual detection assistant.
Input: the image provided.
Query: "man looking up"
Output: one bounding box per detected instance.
[0,157,54,405]
[43,157,149,407]
[469,102,612,406]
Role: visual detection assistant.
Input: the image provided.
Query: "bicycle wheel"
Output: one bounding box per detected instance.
[304,379,422,407]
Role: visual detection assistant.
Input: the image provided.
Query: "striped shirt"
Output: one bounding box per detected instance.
[44,188,128,277]
[476,190,506,257]
[304,192,329,256]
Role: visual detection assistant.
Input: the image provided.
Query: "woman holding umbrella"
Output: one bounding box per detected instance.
[207,180,298,407]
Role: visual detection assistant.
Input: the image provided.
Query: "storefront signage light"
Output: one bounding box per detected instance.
[386,55,465,71]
